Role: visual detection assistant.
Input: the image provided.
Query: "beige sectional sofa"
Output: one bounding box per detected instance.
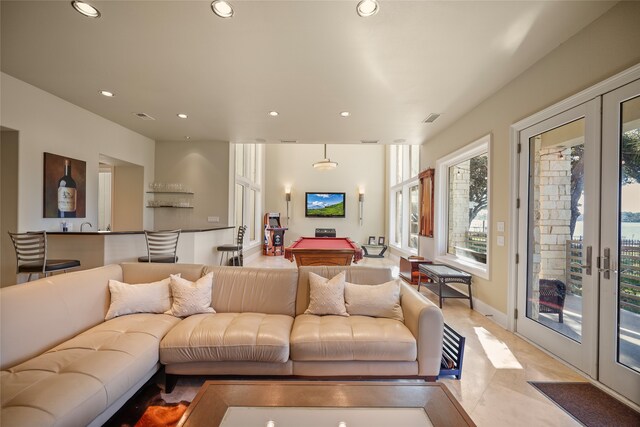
[1,262,444,427]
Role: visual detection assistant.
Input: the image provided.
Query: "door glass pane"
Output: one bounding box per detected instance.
[447,153,488,264]
[394,191,402,245]
[618,95,640,373]
[249,144,257,183]
[409,185,419,249]
[527,118,585,342]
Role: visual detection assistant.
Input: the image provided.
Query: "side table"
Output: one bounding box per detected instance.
[361,244,388,258]
[418,264,473,309]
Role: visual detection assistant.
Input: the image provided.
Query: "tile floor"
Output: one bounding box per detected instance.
[245,254,588,426]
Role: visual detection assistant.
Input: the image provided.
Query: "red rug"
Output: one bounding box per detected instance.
[134,403,188,427]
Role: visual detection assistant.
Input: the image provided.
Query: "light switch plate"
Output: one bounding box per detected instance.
[497,221,505,232]
[207,216,220,223]
[497,236,505,246]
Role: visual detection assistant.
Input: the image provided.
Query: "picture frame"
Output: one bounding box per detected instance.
[368,236,376,245]
[378,236,385,245]
[43,152,86,218]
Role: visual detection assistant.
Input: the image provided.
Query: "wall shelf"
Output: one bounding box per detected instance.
[146,205,194,209]
[146,191,194,195]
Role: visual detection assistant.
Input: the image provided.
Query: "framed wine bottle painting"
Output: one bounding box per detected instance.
[43,152,86,218]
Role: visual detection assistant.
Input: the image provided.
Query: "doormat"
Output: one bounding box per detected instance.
[529,382,640,427]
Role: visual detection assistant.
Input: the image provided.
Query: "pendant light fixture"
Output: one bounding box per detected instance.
[313,144,338,171]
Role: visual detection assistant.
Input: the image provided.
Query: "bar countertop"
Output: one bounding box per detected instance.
[48,226,234,235]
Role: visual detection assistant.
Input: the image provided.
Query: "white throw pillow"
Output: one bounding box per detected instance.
[165,273,215,317]
[304,271,349,316]
[344,279,404,321]
[105,277,173,320]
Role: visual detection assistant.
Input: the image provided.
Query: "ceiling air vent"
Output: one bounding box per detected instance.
[360,140,379,144]
[134,112,156,121]
[423,113,440,123]
[280,140,297,144]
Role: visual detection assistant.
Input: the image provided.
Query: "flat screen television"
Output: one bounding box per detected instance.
[305,192,346,218]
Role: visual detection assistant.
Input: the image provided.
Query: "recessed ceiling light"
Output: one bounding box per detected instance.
[177,113,188,119]
[71,1,101,18]
[269,111,279,117]
[99,90,114,97]
[211,1,234,18]
[185,136,191,140]
[340,111,351,117]
[356,0,379,17]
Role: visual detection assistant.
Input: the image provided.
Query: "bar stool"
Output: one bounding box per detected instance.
[8,231,81,282]
[138,229,181,263]
[217,225,246,266]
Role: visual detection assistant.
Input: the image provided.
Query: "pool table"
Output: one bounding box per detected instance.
[284,237,363,267]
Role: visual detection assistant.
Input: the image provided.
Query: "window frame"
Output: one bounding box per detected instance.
[231,143,263,249]
[435,134,491,279]
[389,145,420,254]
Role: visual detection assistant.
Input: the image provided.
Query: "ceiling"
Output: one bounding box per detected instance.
[1,1,616,144]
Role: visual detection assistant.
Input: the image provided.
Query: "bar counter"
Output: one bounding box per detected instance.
[47,226,235,270]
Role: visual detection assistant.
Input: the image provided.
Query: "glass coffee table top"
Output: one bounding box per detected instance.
[220,407,432,427]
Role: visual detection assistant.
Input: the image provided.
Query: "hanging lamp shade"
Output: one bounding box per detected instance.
[313,144,338,170]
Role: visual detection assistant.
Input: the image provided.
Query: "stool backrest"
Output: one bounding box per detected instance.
[236,225,247,246]
[8,231,47,274]
[144,229,181,262]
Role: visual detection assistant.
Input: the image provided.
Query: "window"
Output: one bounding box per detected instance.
[233,143,263,247]
[435,135,490,279]
[389,145,420,253]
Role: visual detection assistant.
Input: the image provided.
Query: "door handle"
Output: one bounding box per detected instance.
[599,248,618,279]
[570,245,592,276]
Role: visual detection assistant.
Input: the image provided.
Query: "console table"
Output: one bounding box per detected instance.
[418,264,473,309]
[362,244,388,258]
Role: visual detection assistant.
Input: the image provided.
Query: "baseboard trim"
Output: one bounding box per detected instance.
[472,297,508,329]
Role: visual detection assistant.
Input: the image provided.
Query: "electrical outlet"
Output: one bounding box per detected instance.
[497,236,505,246]
[207,216,220,223]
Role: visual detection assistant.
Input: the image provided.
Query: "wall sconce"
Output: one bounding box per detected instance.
[285,187,291,220]
[358,188,365,225]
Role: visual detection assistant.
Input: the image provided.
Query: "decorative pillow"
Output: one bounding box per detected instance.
[304,271,349,316]
[165,273,215,317]
[105,277,173,320]
[344,279,404,321]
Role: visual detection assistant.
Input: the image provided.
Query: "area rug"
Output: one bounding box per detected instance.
[103,377,199,427]
[529,381,640,427]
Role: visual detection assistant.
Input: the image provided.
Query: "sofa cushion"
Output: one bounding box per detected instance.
[165,273,215,317]
[304,272,348,317]
[1,313,179,427]
[105,277,173,320]
[160,313,294,364]
[344,279,404,321]
[290,314,417,362]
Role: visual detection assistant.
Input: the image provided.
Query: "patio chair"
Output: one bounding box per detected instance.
[539,279,566,323]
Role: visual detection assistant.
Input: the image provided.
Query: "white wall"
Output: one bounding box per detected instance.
[0,73,155,233]
[419,2,640,314]
[264,144,385,246]
[154,140,229,230]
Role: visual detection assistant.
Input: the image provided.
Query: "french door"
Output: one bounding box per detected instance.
[517,100,600,377]
[517,78,640,405]
[599,79,640,404]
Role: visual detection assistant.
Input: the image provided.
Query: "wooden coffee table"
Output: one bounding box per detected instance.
[178,380,475,426]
